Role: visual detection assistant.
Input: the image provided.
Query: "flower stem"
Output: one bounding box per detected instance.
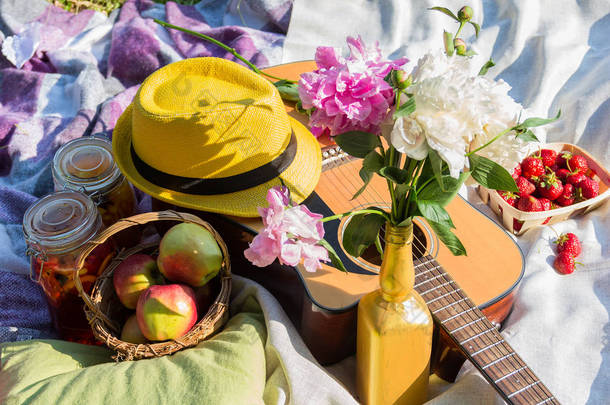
[387,146,398,222]
[403,159,425,218]
[321,209,391,223]
[455,21,466,38]
[153,19,295,84]
[466,127,512,156]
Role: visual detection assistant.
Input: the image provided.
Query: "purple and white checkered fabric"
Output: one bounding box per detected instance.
[0,0,292,342]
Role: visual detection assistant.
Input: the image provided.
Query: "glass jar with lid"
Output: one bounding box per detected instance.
[23,190,114,344]
[52,136,136,227]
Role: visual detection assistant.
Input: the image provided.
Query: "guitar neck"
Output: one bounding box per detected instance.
[413,255,559,405]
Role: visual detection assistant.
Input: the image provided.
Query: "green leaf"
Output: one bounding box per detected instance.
[516,129,540,143]
[463,49,477,57]
[394,183,410,203]
[393,97,416,119]
[428,149,446,191]
[513,110,561,131]
[379,166,410,184]
[342,213,386,258]
[273,80,300,102]
[417,201,455,229]
[418,172,471,207]
[443,30,455,56]
[396,217,413,227]
[374,233,384,256]
[427,221,467,256]
[318,239,347,272]
[363,151,384,173]
[469,21,480,37]
[469,153,518,192]
[429,6,459,21]
[478,58,495,75]
[335,131,381,158]
[352,167,373,200]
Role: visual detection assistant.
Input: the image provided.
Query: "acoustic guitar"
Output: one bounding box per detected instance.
[153,61,559,404]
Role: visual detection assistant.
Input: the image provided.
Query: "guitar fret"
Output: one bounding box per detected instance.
[432,297,468,314]
[507,380,541,398]
[459,327,492,344]
[443,306,475,322]
[414,262,437,275]
[482,352,516,369]
[449,316,485,333]
[427,289,461,305]
[470,340,503,356]
[414,272,446,287]
[419,280,455,295]
[536,397,556,404]
[495,366,528,383]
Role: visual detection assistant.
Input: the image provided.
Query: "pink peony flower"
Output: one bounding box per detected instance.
[244,186,329,272]
[298,36,408,137]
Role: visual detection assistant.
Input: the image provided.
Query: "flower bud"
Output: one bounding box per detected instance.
[458,6,473,22]
[454,38,467,55]
[391,69,412,90]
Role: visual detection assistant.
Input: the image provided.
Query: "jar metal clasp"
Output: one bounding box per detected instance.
[25,240,47,284]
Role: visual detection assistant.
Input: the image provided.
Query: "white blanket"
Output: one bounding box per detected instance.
[284,1,610,404]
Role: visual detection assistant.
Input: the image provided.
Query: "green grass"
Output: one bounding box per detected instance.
[50,0,202,14]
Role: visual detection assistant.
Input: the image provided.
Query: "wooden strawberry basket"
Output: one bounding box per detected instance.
[478,143,610,235]
[73,210,231,361]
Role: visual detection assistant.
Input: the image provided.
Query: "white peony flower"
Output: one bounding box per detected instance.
[390,116,428,160]
[392,50,526,177]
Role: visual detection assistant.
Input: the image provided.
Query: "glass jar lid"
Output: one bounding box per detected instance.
[52,136,123,195]
[23,191,101,254]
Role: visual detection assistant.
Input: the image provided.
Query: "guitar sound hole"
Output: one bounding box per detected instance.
[359,224,428,266]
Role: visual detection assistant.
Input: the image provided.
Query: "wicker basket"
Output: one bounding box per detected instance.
[478,143,610,235]
[73,210,231,361]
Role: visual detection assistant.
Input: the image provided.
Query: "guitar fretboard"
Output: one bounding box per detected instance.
[414,255,558,405]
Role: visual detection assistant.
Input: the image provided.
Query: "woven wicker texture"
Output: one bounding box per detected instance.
[73,210,231,361]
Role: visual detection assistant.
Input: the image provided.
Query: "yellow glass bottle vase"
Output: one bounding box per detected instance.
[356,222,433,405]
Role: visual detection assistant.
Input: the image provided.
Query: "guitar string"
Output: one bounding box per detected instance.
[323,151,552,402]
[408,235,545,403]
[410,235,552,403]
[325,155,530,399]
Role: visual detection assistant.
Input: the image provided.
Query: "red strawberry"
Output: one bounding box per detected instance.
[517,195,544,212]
[513,219,524,232]
[567,155,588,173]
[516,176,536,197]
[585,168,597,178]
[553,251,575,274]
[556,183,576,206]
[537,172,563,200]
[539,197,552,224]
[511,165,522,180]
[566,171,587,187]
[498,191,519,207]
[539,198,551,210]
[554,232,582,258]
[521,156,545,180]
[540,149,557,168]
[556,168,570,182]
[579,177,599,199]
[549,163,560,173]
[557,151,573,168]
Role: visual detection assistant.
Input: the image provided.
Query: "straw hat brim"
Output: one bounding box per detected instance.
[113,104,322,218]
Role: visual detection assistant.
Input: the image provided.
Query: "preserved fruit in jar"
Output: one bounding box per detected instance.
[23,191,113,344]
[53,136,136,226]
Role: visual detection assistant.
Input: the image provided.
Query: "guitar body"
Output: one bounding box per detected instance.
[151,62,524,381]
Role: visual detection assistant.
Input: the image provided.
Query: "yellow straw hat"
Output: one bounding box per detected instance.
[112,57,321,217]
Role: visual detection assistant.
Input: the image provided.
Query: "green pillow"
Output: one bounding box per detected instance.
[0,297,267,405]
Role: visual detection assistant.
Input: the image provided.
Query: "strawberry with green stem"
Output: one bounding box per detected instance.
[537,171,563,200]
[554,232,582,257]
